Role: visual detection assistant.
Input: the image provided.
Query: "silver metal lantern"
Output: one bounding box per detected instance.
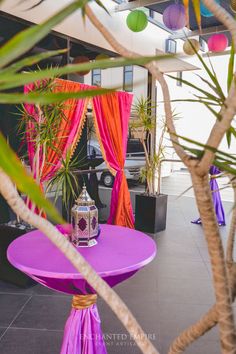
[71,185,99,247]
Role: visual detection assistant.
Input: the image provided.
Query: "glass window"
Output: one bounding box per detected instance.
[123,65,133,92]
[92,69,101,86]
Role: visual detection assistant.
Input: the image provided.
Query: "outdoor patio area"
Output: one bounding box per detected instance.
[0,194,234,354]
[1,1,236,353]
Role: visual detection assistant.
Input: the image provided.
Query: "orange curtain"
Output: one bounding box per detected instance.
[92,91,134,228]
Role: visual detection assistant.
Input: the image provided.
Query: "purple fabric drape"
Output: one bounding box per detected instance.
[61,305,107,354]
[191,165,226,226]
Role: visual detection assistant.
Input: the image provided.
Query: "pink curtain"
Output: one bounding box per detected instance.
[24,79,88,184]
[92,91,134,228]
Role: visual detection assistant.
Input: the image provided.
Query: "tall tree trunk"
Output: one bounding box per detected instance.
[191,170,236,353]
[168,175,236,354]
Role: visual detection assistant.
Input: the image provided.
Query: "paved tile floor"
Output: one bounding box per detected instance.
[0,195,235,354]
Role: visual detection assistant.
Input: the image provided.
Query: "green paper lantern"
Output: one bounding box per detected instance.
[126,10,148,32]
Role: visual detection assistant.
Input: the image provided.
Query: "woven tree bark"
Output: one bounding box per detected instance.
[84,1,236,352]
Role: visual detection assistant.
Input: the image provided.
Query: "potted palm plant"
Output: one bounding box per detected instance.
[130,96,168,233]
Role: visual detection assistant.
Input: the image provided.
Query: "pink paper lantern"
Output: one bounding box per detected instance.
[208,34,228,52]
[163,4,186,31]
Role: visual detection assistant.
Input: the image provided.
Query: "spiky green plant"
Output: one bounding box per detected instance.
[46,148,87,214]
[169,39,236,147]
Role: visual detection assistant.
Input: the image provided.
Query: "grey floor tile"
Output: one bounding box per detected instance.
[0,280,34,295]
[113,265,158,295]
[32,284,69,297]
[157,276,215,305]
[154,258,210,280]
[0,328,7,337]
[11,295,71,330]
[0,294,30,327]
[196,246,211,263]
[155,225,196,247]
[98,297,159,354]
[106,337,159,354]
[156,239,202,261]
[0,328,63,354]
[160,336,220,354]
[159,302,219,342]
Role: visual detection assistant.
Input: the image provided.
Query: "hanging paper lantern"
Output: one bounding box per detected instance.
[95,53,110,61]
[72,56,90,76]
[200,0,220,17]
[183,39,200,55]
[230,0,236,13]
[208,34,228,52]
[126,10,148,32]
[163,4,186,31]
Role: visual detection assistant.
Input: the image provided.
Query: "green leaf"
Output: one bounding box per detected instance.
[170,98,219,105]
[213,160,236,175]
[186,39,225,101]
[227,43,235,93]
[0,87,115,104]
[168,74,222,103]
[176,133,236,163]
[21,0,49,10]
[226,126,236,148]
[0,0,88,69]
[0,49,68,76]
[201,101,221,120]
[226,130,231,148]
[195,73,225,101]
[0,54,171,91]
[0,132,64,223]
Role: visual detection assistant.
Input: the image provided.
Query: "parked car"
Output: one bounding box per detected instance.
[87,139,145,187]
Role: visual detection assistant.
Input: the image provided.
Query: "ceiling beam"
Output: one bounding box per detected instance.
[169,25,228,39]
[114,0,169,12]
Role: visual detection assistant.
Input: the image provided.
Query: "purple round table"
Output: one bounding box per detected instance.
[7,224,156,354]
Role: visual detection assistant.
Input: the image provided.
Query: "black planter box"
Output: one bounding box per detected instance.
[135,194,168,233]
[0,224,36,288]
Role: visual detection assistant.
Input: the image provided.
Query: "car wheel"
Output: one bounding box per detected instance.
[101,172,114,188]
